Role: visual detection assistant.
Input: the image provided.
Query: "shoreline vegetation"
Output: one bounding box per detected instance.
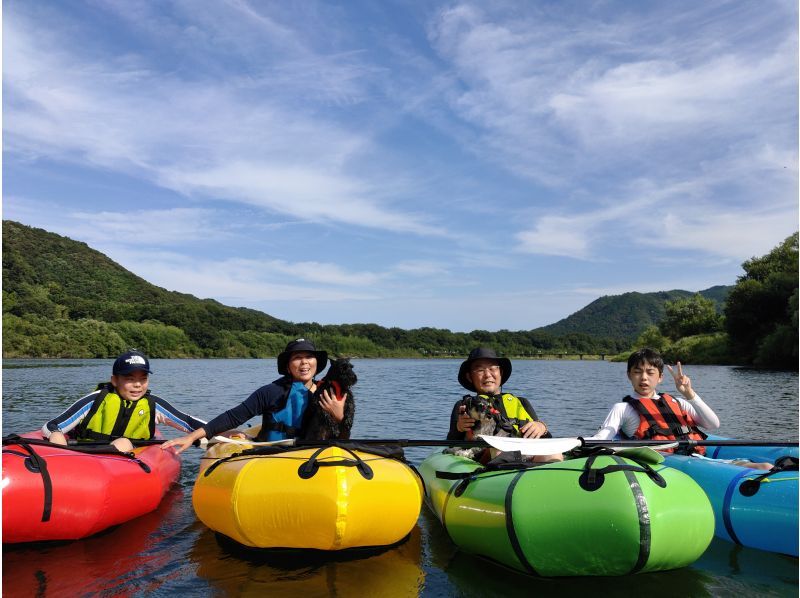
[2,221,797,369]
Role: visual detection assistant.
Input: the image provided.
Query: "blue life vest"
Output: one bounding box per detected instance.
[263,382,310,441]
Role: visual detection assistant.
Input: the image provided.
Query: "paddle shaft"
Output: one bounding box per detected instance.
[286,438,798,448]
[579,439,798,448]
[60,436,796,450]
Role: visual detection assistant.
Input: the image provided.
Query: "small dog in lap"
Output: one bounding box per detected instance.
[302,357,357,440]
[447,395,517,461]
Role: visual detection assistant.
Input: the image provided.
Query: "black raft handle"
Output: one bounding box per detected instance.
[298,444,374,480]
[739,456,798,497]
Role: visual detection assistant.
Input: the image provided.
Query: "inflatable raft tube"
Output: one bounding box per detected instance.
[420,450,714,577]
[194,439,424,550]
[2,432,180,543]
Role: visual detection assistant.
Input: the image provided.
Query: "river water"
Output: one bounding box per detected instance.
[3,358,798,597]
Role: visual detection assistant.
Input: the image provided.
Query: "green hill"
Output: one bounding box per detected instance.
[2,220,729,358]
[537,287,731,340]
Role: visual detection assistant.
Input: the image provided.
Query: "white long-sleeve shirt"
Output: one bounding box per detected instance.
[591,393,720,441]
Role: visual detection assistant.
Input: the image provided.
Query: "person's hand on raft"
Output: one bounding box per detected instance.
[161,428,206,454]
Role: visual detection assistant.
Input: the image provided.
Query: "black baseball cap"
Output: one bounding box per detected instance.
[113,350,152,375]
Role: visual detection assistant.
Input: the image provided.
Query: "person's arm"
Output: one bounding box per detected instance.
[666,362,720,430]
[516,396,551,439]
[152,395,207,433]
[202,386,271,437]
[41,393,97,443]
[47,430,69,445]
[677,395,720,431]
[161,427,207,454]
[161,385,275,454]
[589,402,637,440]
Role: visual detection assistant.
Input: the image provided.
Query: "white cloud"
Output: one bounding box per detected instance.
[515,215,593,259]
[97,249,383,302]
[392,260,450,277]
[428,2,798,192]
[3,5,441,236]
[160,161,442,235]
[68,208,226,245]
[515,170,797,262]
[549,47,796,150]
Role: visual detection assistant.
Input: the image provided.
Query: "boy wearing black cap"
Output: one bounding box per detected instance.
[448,347,562,461]
[162,338,344,453]
[44,350,206,452]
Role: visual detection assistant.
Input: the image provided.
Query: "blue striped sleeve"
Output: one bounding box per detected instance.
[42,391,100,437]
[152,395,206,433]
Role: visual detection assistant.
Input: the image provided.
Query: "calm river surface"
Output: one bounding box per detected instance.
[3,358,798,597]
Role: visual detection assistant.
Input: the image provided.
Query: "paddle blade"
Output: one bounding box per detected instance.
[477,435,581,456]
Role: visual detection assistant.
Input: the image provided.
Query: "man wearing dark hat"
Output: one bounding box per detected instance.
[163,339,343,452]
[447,347,553,447]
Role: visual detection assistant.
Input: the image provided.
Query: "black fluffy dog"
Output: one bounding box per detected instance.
[301,358,357,440]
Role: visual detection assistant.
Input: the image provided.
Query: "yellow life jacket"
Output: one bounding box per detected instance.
[479,392,533,435]
[75,383,156,442]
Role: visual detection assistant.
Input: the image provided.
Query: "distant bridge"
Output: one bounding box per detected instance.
[420,351,609,360]
[522,353,607,360]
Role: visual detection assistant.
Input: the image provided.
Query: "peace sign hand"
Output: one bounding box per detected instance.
[666,361,695,400]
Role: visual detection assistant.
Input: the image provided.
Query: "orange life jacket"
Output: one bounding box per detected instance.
[623,393,707,455]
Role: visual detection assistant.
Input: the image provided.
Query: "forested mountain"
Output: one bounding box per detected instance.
[2,220,728,358]
[540,287,731,339]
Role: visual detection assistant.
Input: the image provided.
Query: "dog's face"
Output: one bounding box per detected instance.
[463,395,504,437]
[324,358,357,390]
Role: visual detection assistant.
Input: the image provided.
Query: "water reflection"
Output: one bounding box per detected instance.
[2,359,797,596]
[2,487,185,598]
[191,526,425,597]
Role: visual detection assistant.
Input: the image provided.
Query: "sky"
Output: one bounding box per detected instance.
[3,0,798,332]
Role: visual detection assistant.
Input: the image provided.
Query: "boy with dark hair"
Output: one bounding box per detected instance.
[593,348,772,469]
[44,350,206,452]
[593,348,719,451]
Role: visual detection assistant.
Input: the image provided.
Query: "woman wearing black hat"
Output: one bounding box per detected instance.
[447,347,561,461]
[163,339,343,453]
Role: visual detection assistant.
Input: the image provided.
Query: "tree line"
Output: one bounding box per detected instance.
[623,233,798,369]
[2,221,796,367]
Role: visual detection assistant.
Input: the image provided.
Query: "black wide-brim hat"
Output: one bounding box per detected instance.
[457,347,512,392]
[277,338,328,376]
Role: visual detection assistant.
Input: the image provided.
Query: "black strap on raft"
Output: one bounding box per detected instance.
[576,447,667,492]
[1,434,153,522]
[202,442,417,484]
[2,434,152,469]
[436,452,544,497]
[573,447,659,574]
[739,456,799,497]
[2,435,54,522]
[297,444,373,480]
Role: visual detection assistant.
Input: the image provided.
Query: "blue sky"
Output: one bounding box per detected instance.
[4,1,798,332]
